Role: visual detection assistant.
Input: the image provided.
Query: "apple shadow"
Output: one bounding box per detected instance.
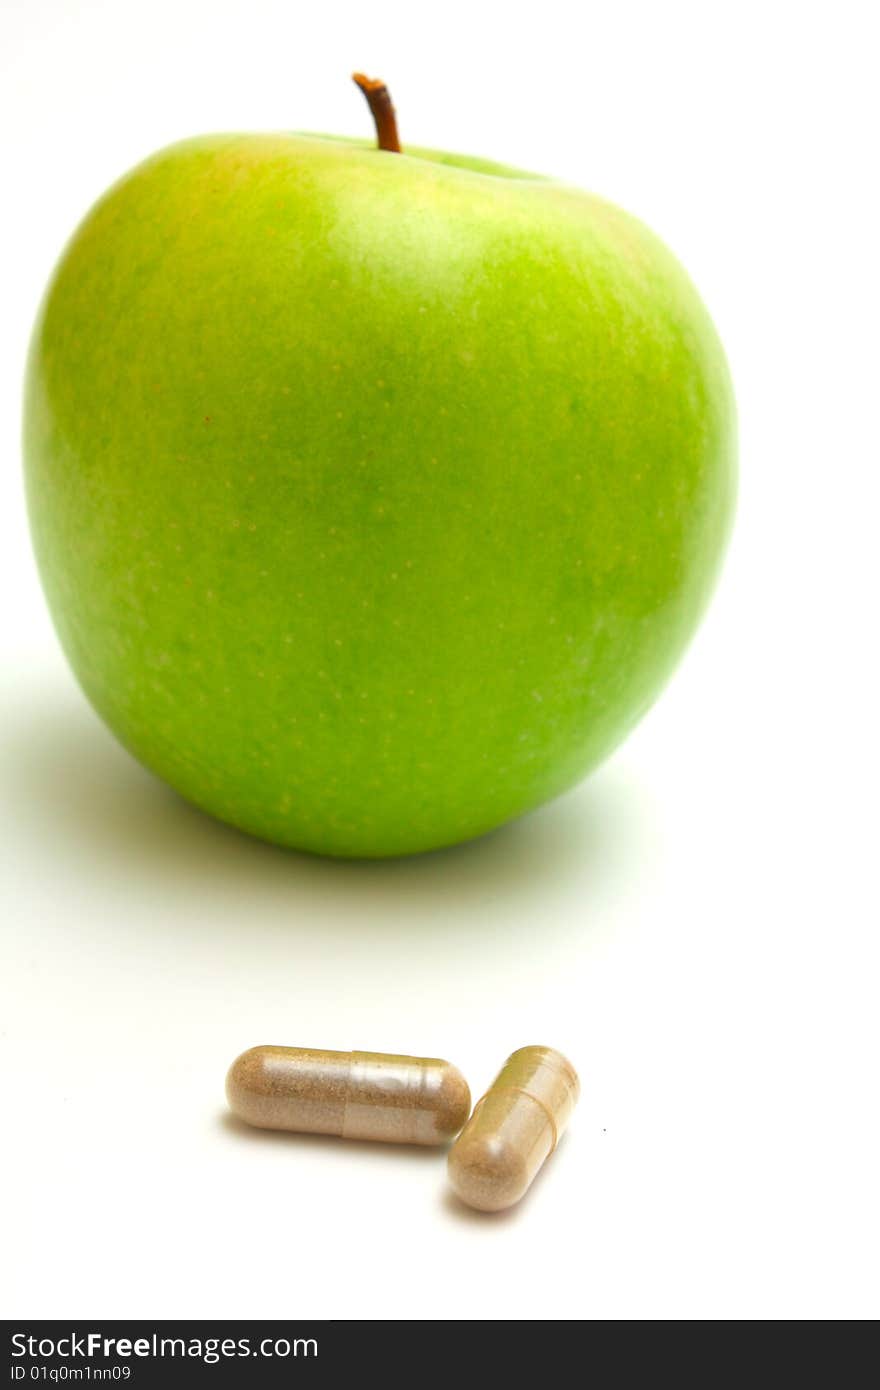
[0,675,652,949]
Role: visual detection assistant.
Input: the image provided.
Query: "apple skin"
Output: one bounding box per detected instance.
[24,134,736,857]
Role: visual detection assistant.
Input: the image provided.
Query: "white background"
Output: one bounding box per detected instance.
[1,0,878,1322]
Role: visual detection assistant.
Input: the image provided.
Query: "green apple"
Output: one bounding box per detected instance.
[23,79,736,858]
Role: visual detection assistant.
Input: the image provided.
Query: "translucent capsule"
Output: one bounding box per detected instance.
[447,1045,580,1211]
[226,1045,471,1146]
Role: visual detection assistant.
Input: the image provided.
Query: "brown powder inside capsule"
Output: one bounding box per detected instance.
[226,1045,471,1146]
[448,1045,580,1211]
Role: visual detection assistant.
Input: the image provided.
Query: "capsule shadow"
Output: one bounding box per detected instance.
[219,1109,447,1162]
[440,1187,528,1226]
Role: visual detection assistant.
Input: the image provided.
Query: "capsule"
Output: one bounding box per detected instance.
[226,1045,471,1145]
[447,1045,580,1211]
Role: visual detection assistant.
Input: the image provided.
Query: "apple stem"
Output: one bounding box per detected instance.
[352,72,402,153]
